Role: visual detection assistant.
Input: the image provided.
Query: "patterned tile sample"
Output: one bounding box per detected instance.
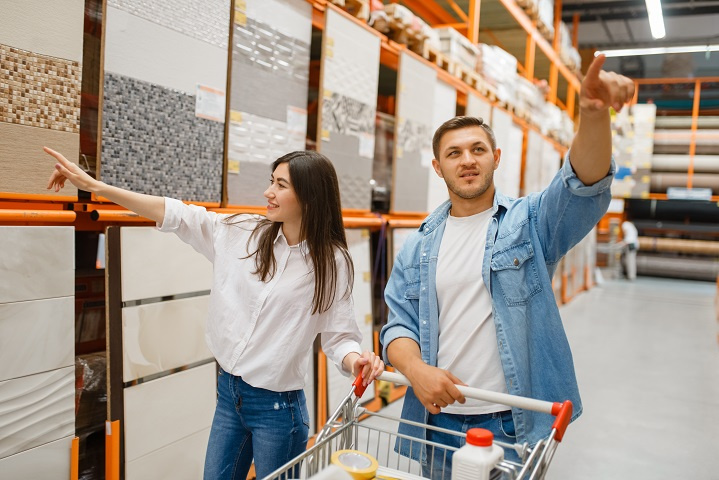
[427,80,455,211]
[123,295,212,382]
[0,227,74,304]
[327,229,374,409]
[0,367,75,459]
[227,0,312,206]
[120,227,212,302]
[108,0,230,48]
[0,297,74,383]
[0,436,73,479]
[103,5,227,95]
[491,108,522,198]
[0,123,79,197]
[0,45,81,133]
[0,0,84,62]
[123,363,215,462]
[101,73,224,202]
[392,52,436,213]
[125,428,211,480]
[320,9,380,210]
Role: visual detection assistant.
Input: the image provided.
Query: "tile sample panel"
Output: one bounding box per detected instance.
[327,229,375,409]
[491,108,522,199]
[0,367,75,459]
[120,227,212,302]
[0,297,74,383]
[389,227,416,271]
[101,2,228,202]
[392,52,436,213]
[0,0,84,61]
[123,363,216,462]
[125,427,211,480]
[123,295,212,382]
[466,93,492,124]
[524,129,545,195]
[227,0,312,206]
[0,436,73,480]
[427,80,455,212]
[0,227,74,304]
[319,9,381,210]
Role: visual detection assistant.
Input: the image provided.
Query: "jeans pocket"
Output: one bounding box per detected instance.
[498,410,516,439]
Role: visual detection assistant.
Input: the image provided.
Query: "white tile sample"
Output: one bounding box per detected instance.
[0,0,84,61]
[104,6,227,94]
[123,295,212,382]
[466,93,492,124]
[491,108,522,199]
[541,140,561,191]
[327,229,374,409]
[123,363,216,462]
[125,427,211,480]
[0,367,75,459]
[0,436,73,479]
[244,0,312,41]
[0,227,74,304]
[0,297,74,383]
[524,129,545,194]
[427,80,455,212]
[120,227,212,302]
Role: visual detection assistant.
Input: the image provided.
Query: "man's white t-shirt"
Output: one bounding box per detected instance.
[436,208,508,414]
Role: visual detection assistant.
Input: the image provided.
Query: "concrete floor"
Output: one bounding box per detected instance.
[360,276,719,479]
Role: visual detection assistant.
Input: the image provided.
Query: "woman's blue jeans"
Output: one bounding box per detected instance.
[203,368,310,479]
[422,409,519,480]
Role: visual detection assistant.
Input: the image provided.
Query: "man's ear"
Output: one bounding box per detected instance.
[432,158,443,178]
[493,148,502,170]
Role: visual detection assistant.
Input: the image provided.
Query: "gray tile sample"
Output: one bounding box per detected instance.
[322,131,372,210]
[108,0,230,48]
[227,166,270,207]
[101,73,223,202]
[393,149,430,213]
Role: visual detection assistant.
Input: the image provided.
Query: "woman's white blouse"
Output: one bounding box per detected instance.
[158,198,362,391]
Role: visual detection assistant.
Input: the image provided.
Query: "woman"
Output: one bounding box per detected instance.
[46,147,384,479]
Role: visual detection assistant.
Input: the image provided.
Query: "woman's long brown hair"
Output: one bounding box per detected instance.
[226,151,353,314]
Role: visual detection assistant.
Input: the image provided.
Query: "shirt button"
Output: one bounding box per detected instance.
[513,258,519,266]
[422,252,426,256]
[423,321,427,325]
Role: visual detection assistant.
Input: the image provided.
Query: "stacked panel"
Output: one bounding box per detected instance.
[0,1,84,198]
[227,0,312,206]
[392,53,437,213]
[427,81,456,212]
[0,227,75,478]
[319,9,381,210]
[524,129,561,195]
[491,108,523,199]
[101,0,229,203]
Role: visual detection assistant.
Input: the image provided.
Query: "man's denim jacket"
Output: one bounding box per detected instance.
[380,153,615,459]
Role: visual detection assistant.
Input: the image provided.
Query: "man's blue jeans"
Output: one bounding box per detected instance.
[204,368,310,479]
[422,410,519,480]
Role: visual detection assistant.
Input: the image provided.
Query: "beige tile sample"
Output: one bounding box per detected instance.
[0,226,74,303]
[123,363,216,462]
[123,295,212,382]
[120,227,212,302]
[0,436,73,479]
[125,427,211,480]
[0,367,75,459]
[0,0,84,61]
[0,297,74,382]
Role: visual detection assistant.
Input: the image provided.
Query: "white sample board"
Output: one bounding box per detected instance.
[491,108,523,199]
[326,229,375,410]
[466,92,492,124]
[427,80,455,212]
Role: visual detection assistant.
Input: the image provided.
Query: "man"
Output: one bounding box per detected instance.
[380,55,634,477]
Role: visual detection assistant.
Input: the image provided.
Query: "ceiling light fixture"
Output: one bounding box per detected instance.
[595,44,719,57]
[645,0,666,39]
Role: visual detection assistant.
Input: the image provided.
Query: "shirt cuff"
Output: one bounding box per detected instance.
[332,341,362,377]
[156,197,183,231]
[560,150,616,197]
[381,327,420,367]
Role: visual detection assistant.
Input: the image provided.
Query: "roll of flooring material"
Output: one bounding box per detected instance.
[638,237,719,255]
[653,144,719,155]
[636,254,719,282]
[650,173,719,193]
[330,450,379,480]
[655,116,719,129]
[653,129,719,146]
[651,155,719,174]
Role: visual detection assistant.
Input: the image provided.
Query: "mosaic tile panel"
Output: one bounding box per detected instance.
[322,132,372,210]
[108,0,230,48]
[101,73,223,202]
[0,45,81,133]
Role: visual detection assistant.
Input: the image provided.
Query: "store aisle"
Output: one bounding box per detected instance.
[362,276,719,478]
[550,276,719,479]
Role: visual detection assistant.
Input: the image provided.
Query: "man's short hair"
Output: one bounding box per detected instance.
[432,116,497,160]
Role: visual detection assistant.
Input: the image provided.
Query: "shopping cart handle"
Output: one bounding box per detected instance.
[352,373,369,398]
[550,401,573,442]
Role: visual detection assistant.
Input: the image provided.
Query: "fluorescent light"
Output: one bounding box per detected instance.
[645,0,666,39]
[595,44,719,57]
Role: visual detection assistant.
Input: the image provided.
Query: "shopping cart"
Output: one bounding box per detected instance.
[266,371,573,480]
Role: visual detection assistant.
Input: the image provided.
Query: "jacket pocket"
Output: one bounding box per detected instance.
[490,241,542,305]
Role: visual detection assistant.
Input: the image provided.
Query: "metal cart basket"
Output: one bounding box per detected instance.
[266,371,573,480]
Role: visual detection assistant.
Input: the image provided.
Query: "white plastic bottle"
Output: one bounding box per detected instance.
[451,428,504,480]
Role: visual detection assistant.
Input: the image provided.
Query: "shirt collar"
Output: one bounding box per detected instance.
[420,189,511,235]
[273,226,309,254]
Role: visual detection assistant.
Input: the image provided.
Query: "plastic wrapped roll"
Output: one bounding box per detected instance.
[651,155,719,174]
[636,254,719,281]
[638,237,719,255]
[650,173,719,193]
